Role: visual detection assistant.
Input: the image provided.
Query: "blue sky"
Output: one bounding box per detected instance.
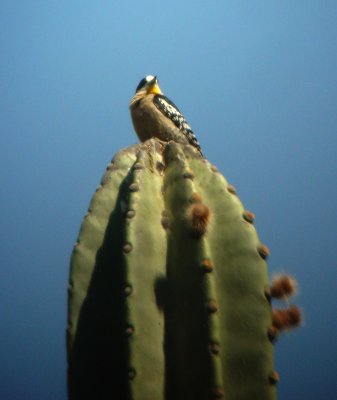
[1,1,336,399]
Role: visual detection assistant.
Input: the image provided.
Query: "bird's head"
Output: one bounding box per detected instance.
[135,75,163,95]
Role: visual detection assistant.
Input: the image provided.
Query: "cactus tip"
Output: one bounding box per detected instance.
[124,285,133,296]
[206,300,219,314]
[123,243,133,254]
[183,170,194,180]
[133,162,144,170]
[126,325,135,336]
[125,209,136,219]
[188,203,211,237]
[209,341,221,355]
[258,244,270,259]
[269,371,280,385]
[272,305,302,331]
[161,211,170,230]
[129,183,139,192]
[243,210,256,224]
[201,258,214,273]
[227,184,237,195]
[270,275,297,299]
[156,161,165,173]
[267,326,279,343]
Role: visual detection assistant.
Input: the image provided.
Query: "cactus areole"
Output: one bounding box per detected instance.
[67,139,277,400]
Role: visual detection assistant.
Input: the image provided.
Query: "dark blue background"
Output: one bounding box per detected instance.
[1,1,336,399]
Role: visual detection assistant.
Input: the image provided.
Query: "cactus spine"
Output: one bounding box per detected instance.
[68,139,298,399]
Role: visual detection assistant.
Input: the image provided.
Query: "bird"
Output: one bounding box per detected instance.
[129,75,203,156]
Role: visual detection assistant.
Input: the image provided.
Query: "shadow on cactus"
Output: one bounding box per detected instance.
[67,139,301,400]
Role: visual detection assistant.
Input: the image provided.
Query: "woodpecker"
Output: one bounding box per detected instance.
[130,75,203,156]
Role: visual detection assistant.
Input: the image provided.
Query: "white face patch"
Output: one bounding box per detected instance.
[145,75,155,83]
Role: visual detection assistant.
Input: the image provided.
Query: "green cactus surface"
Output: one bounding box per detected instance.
[67,139,276,400]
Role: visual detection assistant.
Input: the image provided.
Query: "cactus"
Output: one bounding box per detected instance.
[67,139,300,400]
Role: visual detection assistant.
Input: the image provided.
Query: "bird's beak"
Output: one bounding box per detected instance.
[148,76,162,94]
